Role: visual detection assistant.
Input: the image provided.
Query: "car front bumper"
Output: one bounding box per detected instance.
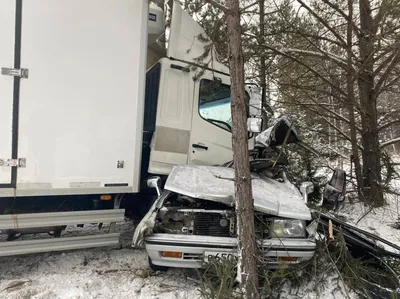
[145,233,316,269]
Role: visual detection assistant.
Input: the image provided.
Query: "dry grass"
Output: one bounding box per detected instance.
[196,232,400,299]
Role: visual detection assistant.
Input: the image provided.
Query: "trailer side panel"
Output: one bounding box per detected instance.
[5,0,148,196]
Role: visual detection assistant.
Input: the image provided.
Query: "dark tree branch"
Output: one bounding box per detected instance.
[264,45,348,97]
[296,0,347,47]
[376,49,400,93]
[378,119,400,132]
[204,0,228,13]
[373,45,400,76]
[321,0,361,37]
[377,75,400,96]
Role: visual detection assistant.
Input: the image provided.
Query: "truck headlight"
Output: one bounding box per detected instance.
[272,219,306,238]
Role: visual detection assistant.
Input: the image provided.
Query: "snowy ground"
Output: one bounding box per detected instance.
[0,219,200,299]
[0,217,359,299]
[0,178,399,298]
[338,178,400,254]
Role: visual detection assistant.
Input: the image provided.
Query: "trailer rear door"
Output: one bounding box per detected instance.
[0,2,20,187]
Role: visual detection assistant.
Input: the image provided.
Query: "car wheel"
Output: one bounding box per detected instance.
[148,256,168,272]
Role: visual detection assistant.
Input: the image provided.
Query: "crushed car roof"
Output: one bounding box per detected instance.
[255,116,300,148]
[165,165,311,220]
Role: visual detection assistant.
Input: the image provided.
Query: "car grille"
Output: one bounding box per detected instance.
[193,213,233,237]
[183,253,203,260]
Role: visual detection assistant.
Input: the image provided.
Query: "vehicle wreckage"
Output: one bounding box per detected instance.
[132,117,318,270]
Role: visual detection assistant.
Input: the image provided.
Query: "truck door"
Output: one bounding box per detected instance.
[0,1,21,187]
[189,75,234,166]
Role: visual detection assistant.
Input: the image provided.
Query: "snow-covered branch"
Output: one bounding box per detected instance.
[380,137,400,149]
[378,119,400,132]
[204,0,228,13]
[378,108,400,124]
[269,48,349,69]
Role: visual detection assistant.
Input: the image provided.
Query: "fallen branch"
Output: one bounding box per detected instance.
[355,206,374,225]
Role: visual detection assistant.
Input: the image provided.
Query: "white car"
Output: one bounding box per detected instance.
[132,164,317,271]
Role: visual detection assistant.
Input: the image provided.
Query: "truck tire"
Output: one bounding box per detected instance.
[138,193,157,217]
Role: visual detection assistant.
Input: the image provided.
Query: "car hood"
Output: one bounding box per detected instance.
[165,165,311,220]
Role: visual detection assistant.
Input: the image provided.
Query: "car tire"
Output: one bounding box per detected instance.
[148,256,168,272]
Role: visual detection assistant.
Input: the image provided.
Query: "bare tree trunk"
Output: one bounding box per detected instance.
[347,0,364,200]
[259,0,268,129]
[357,0,384,206]
[225,0,260,297]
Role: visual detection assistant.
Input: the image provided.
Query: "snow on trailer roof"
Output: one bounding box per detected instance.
[164,165,311,220]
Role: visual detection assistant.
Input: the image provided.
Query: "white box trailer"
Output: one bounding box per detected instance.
[0,0,163,253]
[0,0,149,197]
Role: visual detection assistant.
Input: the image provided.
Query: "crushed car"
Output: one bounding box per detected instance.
[132,117,318,271]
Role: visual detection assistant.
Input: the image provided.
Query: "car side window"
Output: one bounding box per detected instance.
[199,79,232,132]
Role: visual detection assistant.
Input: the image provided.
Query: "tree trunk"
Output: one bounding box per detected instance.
[225,0,260,297]
[357,0,384,206]
[259,0,268,129]
[347,0,364,201]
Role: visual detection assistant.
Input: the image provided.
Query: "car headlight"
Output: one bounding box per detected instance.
[272,219,306,238]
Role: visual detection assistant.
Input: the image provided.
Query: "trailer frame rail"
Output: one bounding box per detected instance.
[0,209,125,256]
[0,209,125,230]
[0,233,121,257]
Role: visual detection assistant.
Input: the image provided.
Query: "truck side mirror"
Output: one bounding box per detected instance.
[147,176,162,197]
[300,181,314,203]
[247,117,263,133]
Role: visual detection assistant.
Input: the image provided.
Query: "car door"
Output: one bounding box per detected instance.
[188,75,233,166]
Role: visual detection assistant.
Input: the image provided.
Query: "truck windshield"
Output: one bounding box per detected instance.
[199,79,249,132]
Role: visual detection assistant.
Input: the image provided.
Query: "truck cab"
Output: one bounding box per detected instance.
[143,58,235,175]
[142,3,259,182]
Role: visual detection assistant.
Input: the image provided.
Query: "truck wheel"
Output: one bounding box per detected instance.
[148,256,168,272]
[138,194,157,217]
[6,232,17,241]
[53,229,62,238]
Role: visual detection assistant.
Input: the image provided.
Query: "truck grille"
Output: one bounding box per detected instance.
[193,213,233,237]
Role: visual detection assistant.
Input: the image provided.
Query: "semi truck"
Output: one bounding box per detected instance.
[0,0,264,255]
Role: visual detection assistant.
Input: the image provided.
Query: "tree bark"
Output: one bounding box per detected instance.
[347,0,364,201]
[357,0,384,206]
[259,0,268,129]
[225,0,260,297]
